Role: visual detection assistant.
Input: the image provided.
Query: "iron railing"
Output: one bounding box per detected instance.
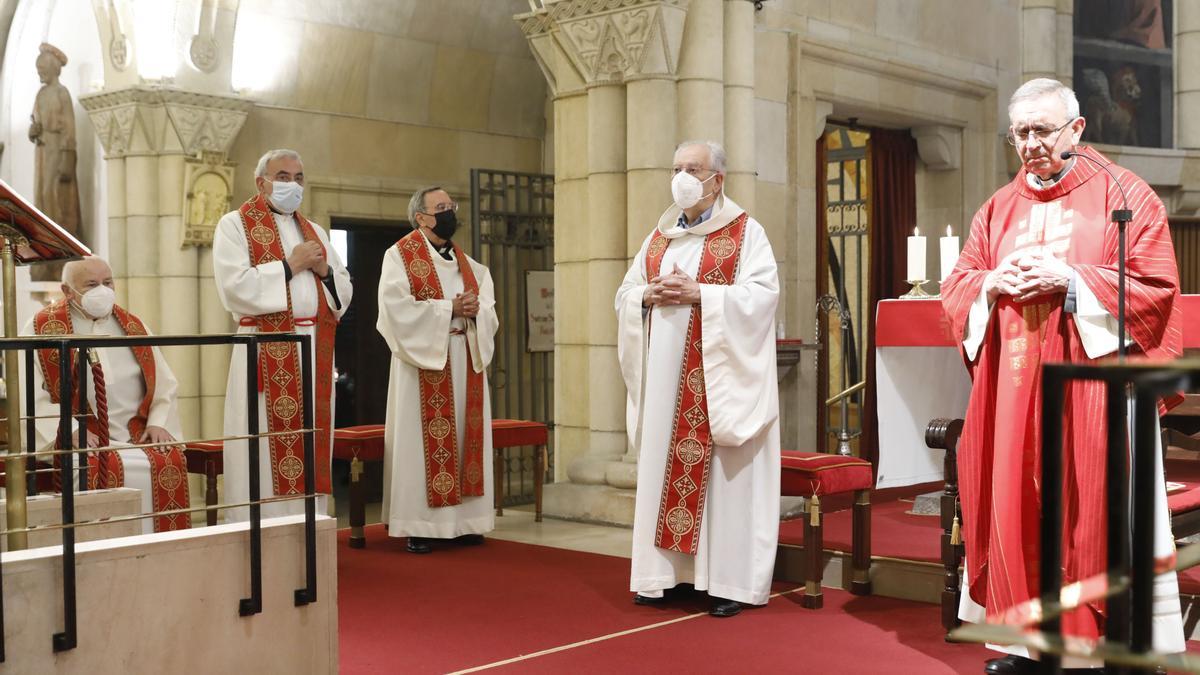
[0,332,319,660]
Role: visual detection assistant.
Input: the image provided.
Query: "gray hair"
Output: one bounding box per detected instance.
[1008,78,1080,121]
[254,149,302,178]
[408,186,445,224]
[674,140,726,174]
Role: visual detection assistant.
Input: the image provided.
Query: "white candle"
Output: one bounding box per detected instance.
[940,225,960,282]
[906,227,926,281]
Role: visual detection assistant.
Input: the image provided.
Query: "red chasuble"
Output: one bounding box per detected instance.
[646,213,748,554]
[34,300,191,532]
[237,195,337,495]
[395,229,485,507]
[941,146,1181,641]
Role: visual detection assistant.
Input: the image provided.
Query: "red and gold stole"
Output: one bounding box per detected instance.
[395,229,486,507]
[237,194,337,496]
[645,213,748,554]
[34,300,191,532]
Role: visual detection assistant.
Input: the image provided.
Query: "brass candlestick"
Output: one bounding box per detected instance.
[899,279,934,299]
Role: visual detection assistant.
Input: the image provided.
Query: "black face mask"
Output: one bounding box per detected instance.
[430,210,458,241]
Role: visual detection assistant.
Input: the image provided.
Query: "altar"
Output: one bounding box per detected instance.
[874,295,1200,489]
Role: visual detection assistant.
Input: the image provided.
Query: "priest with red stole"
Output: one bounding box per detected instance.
[376,186,499,554]
[26,257,190,534]
[941,78,1184,673]
[616,140,780,618]
[214,149,352,522]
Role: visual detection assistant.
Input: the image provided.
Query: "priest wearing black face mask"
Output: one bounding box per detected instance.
[376,186,500,553]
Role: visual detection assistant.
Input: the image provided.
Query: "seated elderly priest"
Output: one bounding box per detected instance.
[24,257,190,534]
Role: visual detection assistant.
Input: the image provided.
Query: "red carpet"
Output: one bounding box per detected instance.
[337,524,992,674]
[779,493,943,563]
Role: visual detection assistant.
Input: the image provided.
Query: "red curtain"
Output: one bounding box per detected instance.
[861,129,918,470]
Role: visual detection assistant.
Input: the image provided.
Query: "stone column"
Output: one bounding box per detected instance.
[1055,0,1073,86]
[1021,0,1058,82]
[1179,0,1200,150]
[677,0,724,141]
[722,0,755,211]
[516,0,689,524]
[82,88,250,439]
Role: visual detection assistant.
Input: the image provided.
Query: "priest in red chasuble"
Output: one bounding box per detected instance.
[941,78,1184,673]
[214,149,352,522]
[376,186,498,554]
[25,257,190,534]
[616,140,781,618]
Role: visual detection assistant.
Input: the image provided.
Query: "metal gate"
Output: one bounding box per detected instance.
[470,169,555,506]
[821,126,870,454]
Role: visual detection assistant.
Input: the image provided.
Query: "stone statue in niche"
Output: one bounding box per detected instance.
[29,43,83,281]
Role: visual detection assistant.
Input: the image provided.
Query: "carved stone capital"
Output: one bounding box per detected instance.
[515,0,689,92]
[913,125,962,171]
[81,86,252,158]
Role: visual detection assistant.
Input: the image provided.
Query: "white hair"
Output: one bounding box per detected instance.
[1008,78,1080,121]
[254,149,302,178]
[408,186,445,224]
[61,256,109,287]
[674,140,726,174]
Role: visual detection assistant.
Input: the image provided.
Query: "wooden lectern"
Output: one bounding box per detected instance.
[0,179,91,551]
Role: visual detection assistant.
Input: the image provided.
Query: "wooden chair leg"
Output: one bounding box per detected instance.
[850,488,872,595]
[940,440,963,632]
[802,495,824,609]
[494,447,504,517]
[534,445,544,522]
[349,456,366,549]
[205,460,218,527]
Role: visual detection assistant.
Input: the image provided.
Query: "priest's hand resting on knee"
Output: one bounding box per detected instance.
[137,425,176,446]
[452,291,479,318]
[86,430,102,448]
[1012,250,1071,303]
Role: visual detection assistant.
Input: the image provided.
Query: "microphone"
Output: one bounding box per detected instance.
[1058,149,1131,360]
[1060,150,1132,223]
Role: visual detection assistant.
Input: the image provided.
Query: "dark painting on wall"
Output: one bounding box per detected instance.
[1073,0,1173,149]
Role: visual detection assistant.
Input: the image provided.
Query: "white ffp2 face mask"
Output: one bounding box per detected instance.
[74,284,115,319]
[671,171,717,210]
[269,180,304,213]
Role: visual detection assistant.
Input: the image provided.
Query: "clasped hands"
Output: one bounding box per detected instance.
[984,249,1072,304]
[452,291,480,318]
[286,241,330,278]
[643,263,701,307]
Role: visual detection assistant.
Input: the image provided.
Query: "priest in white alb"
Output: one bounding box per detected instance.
[616,140,781,618]
[214,149,352,521]
[26,257,190,534]
[377,186,498,554]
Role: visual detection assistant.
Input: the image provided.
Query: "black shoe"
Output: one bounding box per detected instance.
[984,655,1036,674]
[633,593,666,606]
[709,598,742,617]
[457,534,485,546]
[406,537,432,554]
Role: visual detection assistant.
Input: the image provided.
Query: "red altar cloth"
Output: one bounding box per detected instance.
[877,295,1200,349]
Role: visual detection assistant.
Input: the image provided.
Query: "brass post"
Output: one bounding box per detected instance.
[3,236,26,551]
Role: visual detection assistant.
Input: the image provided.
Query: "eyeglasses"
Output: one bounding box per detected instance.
[672,165,715,178]
[420,201,458,215]
[1006,118,1076,146]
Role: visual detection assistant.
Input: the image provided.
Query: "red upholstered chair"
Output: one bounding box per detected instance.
[334,420,549,549]
[183,440,224,526]
[332,424,387,549]
[780,450,873,608]
[490,419,548,523]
